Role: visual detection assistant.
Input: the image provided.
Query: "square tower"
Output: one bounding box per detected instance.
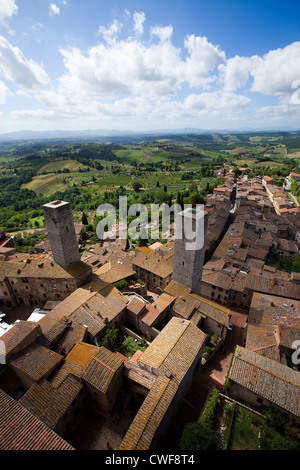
[173,207,208,294]
[43,200,80,269]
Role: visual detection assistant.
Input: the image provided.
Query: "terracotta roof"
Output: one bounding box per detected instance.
[50,342,99,387]
[9,344,63,382]
[246,293,300,358]
[119,376,177,450]
[63,341,99,367]
[97,263,136,283]
[165,280,230,325]
[1,321,40,357]
[126,296,146,315]
[164,280,191,297]
[229,346,300,419]
[277,238,299,253]
[82,347,124,393]
[38,279,127,339]
[139,293,175,326]
[54,322,87,355]
[138,317,206,386]
[0,259,91,281]
[19,375,83,429]
[0,388,74,450]
[132,251,173,278]
[263,176,275,182]
[277,324,300,349]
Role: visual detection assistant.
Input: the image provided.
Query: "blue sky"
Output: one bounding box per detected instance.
[0,0,300,133]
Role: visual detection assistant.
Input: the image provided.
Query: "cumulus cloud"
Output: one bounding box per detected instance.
[6,10,300,129]
[98,19,122,44]
[150,25,173,43]
[250,42,300,96]
[133,11,145,36]
[184,35,226,88]
[49,3,60,17]
[0,36,49,91]
[0,0,18,24]
[219,42,300,99]
[58,34,183,98]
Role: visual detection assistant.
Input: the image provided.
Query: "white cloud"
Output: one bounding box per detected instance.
[0,0,18,24]
[0,80,11,104]
[250,42,300,96]
[0,36,49,91]
[219,55,252,91]
[5,10,300,130]
[58,35,183,99]
[150,25,173,43]
[219,42,300,99]
[98,19,122,44]
[133,11,145,36]
[184,35,226,88]
[49,3,60,17]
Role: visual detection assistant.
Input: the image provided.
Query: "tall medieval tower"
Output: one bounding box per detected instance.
[43,200,80,269]
[173,207,208,294]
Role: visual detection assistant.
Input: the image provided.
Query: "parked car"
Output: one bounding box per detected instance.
[228,322,233,331]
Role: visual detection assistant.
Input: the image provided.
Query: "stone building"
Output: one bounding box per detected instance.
[119,317,206,450]
[43,200,81,269]
[82,347,124,415]
[173,207,209,295]
[132,249,173,294]
[228,346,300,424]
[165,280,230,340]
[0,258,91,308]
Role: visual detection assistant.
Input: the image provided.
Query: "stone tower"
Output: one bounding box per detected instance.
[173,207,208,294]
[43,200,80,269]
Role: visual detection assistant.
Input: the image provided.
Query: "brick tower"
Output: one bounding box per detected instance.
[173,207,208,294]
[43,200,80,269]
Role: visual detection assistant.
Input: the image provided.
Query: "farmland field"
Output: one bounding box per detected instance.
[37,159,86,174]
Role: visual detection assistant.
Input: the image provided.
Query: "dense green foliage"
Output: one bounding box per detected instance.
[0,132,298,236]
[179,388,221,450]
[97,328,147,358]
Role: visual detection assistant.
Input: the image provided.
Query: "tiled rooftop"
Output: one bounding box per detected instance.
[0,388,74,450]
[19,375,83,429]
[119,375,177,450]
[229,346,300,419]
[246,293,300,358]
[9,344,63,382]
[38,279,128,339]
[138,317,206,385]
[82,346,124,393]
[1,320,40,357]
[132,251,173,278]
